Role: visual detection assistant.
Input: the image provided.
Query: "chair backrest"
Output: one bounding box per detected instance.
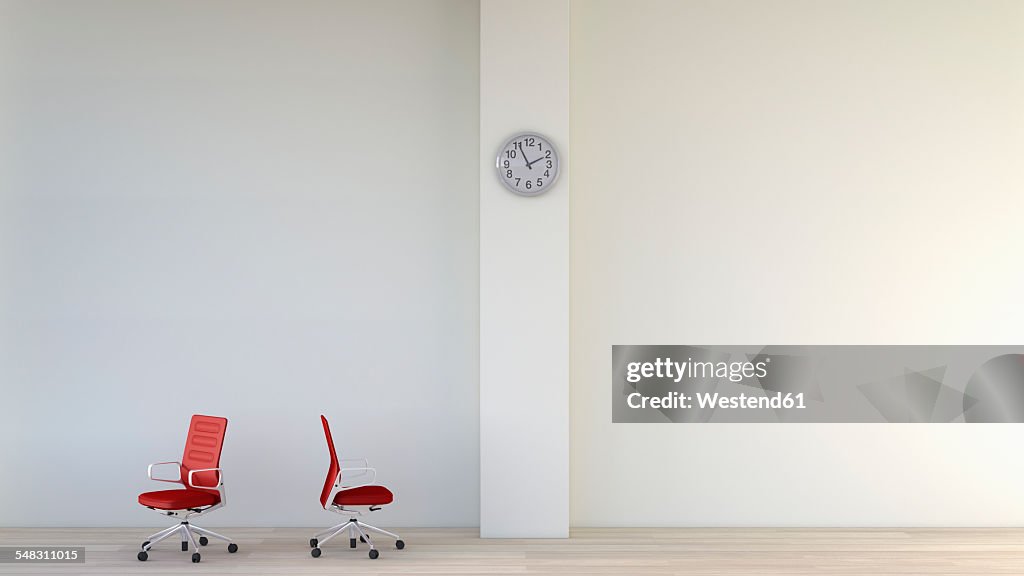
[180,414,227,495]
[319,415,340,509]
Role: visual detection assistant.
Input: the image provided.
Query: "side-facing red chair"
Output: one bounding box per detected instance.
[309,415,404,559]
[136,414,238,563]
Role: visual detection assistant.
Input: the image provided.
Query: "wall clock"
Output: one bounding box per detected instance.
[495,132,560,196]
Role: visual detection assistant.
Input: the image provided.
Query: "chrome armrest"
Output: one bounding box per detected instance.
[147,461,182,483]
[336,466,377,487]
[187,467,224,489]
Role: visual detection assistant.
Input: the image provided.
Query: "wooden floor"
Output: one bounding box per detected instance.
[1,527,1024,575]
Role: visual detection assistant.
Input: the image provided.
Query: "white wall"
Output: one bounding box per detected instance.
[0,0,480,527]
[479,0,569,537]
[571,0,1024,526]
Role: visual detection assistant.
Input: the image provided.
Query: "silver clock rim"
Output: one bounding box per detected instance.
[495,131,560,197]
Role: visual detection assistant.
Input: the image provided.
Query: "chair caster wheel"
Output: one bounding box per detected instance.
[199,536,208,546]
[396,539,405,550]
[368,549,379,559]
[350,537,357,548]
[137,551,148,562]
[228,543,238,553]
[359,536,366,543]
[182,541,188,551]
[311,547,322,558]
[309,538,318,548]
[191,552,201,563]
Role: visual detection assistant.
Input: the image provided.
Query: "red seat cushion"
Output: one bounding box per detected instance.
[332,485,394,506]
[138,489,220,510]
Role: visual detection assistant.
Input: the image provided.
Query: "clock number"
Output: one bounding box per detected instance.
[546,160,552,169]
[506,169,513,179]
[505,149,516,159]
[503,160,510,168]
[544,170,550,177]
[537,178,543,187]
[514,177,521,186]
[525,180,532,190]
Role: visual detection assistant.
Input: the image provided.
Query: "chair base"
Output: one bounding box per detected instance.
[310,518,404,559]
[138,520,237,562]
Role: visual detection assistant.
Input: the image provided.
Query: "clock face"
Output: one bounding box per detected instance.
[495,132,559,196]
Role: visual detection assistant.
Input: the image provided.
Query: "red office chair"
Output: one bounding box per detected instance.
[136,415,238,563]
[309,415,404,559]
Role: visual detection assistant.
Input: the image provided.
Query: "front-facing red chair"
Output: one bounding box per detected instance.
[309,415,404,559]
[136,414,238,563]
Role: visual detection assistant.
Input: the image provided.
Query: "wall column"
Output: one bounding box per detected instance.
[479,0,570,538]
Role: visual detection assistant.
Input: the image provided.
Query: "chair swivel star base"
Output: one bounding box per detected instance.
[309,514,405,559]
[138,518,237,563]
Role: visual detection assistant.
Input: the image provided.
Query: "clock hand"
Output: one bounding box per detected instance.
[526,154,546,168]
[518,142,534,170]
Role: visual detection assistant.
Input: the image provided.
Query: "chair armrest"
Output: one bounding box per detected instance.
[187,468,223,489]
[147,461,182,483]
[336,466,376,487]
